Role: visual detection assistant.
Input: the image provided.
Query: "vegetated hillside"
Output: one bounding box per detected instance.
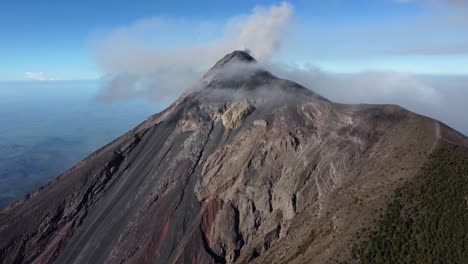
[352,143,468,264]
[0,51,467,264]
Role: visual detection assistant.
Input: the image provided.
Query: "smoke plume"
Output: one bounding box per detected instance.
[94,2,293,102]
[93,2,468,135]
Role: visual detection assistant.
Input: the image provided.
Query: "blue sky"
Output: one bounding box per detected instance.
[0,0,467,81]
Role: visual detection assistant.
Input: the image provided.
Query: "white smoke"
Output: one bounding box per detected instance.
[226,3,293,61]
[94,2,293,101]
[92,1,468,135]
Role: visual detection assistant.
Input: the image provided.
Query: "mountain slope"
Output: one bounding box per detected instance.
[352,143,468,263]
[1,51,467,264]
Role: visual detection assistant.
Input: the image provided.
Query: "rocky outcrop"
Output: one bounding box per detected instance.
[220,99,255,129]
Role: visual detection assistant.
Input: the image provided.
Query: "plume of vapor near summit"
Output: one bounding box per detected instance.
[93,2,293,102]
[92,1,468,136]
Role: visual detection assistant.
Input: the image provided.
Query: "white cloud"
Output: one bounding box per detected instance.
[24,71,57,81]
[91,1,468,136]
[272,66,440,106]
[226,2,293,61]
[94,2,293,101]
[270,64,468,135]
[24,71,46,81]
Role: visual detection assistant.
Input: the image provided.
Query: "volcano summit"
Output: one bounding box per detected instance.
[1,51,467,264]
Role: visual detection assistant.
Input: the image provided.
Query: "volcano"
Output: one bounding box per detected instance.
[1,51,467,264]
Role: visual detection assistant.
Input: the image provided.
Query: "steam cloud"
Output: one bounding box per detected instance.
[93,2,468,135]
[94,2,293,101]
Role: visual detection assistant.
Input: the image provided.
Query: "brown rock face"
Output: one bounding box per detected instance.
[0,51,466,264]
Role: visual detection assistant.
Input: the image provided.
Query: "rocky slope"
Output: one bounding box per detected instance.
[1,51,467,264]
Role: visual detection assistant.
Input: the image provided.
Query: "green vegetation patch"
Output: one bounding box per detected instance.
[352,144,468,264]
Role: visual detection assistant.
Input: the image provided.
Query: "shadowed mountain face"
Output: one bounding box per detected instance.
[1,51,467,264]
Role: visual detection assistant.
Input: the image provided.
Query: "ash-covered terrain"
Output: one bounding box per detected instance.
[1,51,467,264]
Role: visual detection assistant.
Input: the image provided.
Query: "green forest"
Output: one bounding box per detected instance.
[352,143,468,263]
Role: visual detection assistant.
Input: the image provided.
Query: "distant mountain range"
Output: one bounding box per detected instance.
[1,51,467,263]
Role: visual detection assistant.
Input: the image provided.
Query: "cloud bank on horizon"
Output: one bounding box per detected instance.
[24,72,56,81]
[94,1,468,135]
